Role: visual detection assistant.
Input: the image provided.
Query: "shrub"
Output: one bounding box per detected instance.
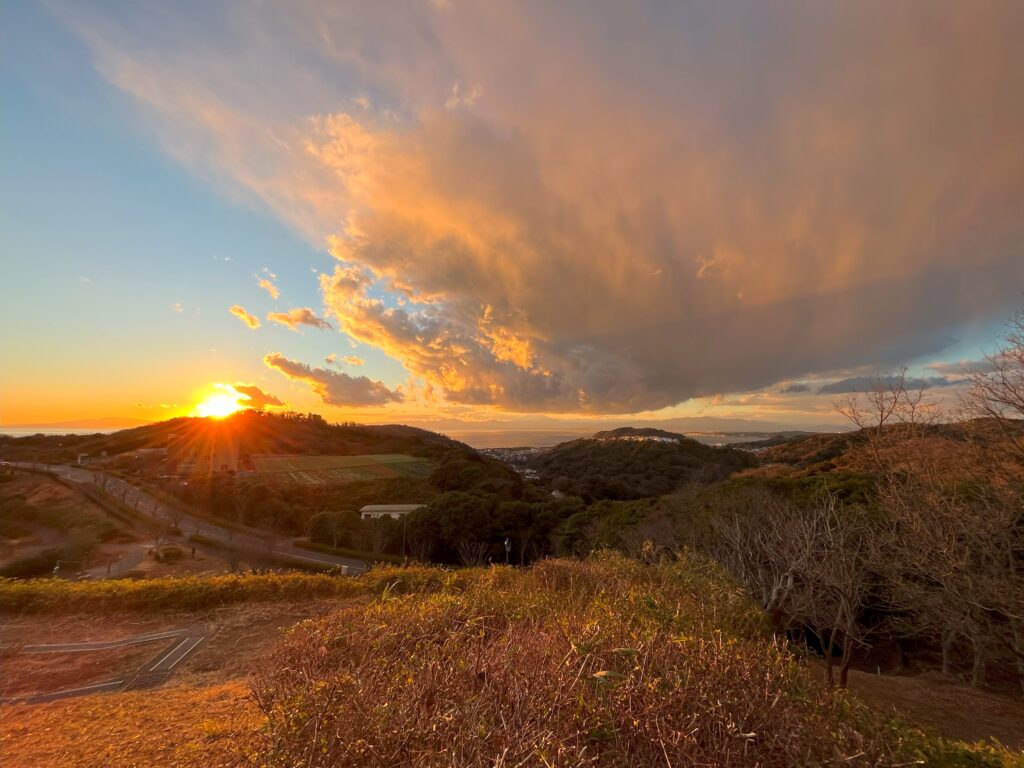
[155,545,184,564]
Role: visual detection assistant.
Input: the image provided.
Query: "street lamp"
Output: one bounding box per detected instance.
[504,537,511,565]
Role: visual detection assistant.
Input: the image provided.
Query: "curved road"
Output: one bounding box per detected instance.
[9,462,370,574]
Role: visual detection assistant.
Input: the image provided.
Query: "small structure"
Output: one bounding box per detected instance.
[359,504,425,521]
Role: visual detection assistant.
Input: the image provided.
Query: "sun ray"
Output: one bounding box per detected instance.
[191,384,248,419]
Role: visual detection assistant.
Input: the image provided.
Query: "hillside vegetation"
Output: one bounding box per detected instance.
[528,431,756,499]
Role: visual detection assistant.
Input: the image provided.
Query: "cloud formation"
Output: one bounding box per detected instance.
[264,352,402,406]
[73,2,1024,413]
[232,383,284,408]
[230,304,261,329]
[267,307,333,332]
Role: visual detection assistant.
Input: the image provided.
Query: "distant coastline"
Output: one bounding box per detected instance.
[0,427,119,437]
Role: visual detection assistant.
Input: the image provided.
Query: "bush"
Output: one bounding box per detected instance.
[0,548,64,578]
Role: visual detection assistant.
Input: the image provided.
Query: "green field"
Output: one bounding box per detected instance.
[251,454,434,485]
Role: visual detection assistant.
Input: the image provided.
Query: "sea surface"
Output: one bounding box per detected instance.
[0,428,117,437]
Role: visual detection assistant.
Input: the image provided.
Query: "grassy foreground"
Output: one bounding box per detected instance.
[244,555,1018,768]
[2,555,1021,767]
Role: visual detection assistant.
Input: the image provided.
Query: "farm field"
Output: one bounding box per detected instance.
[250,453,434,485]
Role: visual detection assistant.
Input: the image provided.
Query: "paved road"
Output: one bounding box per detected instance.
[9,462,369,574]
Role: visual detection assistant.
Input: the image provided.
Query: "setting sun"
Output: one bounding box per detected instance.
[191,384,248,419]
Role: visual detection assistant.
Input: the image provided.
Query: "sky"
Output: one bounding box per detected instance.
[2,1,1023,433]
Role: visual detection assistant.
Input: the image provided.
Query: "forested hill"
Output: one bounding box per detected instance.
[528,431,756,500]
[590,426,687,441]
[0,411,470,464]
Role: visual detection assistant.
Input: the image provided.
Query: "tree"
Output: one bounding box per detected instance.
[963,308,1024,461]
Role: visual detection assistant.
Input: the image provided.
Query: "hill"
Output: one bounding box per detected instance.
[590,426,686,441]
[755,417,1024,477]
[0,412,526,547]
[528,428,757,499]
[0,411,467,465]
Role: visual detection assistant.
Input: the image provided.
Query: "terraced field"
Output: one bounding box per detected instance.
[250,454,434,485]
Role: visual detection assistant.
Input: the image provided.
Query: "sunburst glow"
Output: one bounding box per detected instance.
[192,384,248,419]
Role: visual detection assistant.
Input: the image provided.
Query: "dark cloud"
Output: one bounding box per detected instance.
[817,375,957,395]
[264,352,402,406]
[233,383,284,408]
[780,383,811,394]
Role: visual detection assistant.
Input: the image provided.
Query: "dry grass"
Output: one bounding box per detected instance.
[0,681,258,768]
[248,555,934,767]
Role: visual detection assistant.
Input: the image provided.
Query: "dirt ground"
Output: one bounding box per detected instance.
[0,599,348,767]
[845,668,1024,750]
[1,642,165,698]
[0,599,347,692]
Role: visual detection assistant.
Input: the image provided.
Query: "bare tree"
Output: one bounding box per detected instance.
[962,309,1024,461]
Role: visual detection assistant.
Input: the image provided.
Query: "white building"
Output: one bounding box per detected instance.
[359,504,425,520]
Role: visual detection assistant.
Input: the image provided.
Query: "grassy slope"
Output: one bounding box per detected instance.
[3,556,1020,767]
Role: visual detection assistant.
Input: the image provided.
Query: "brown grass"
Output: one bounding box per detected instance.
[0,681,258,768]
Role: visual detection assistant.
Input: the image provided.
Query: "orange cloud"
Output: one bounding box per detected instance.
[266,307,332,332]
[264,352,402,406]
[229,304,261,329]
[256,277,279,300]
